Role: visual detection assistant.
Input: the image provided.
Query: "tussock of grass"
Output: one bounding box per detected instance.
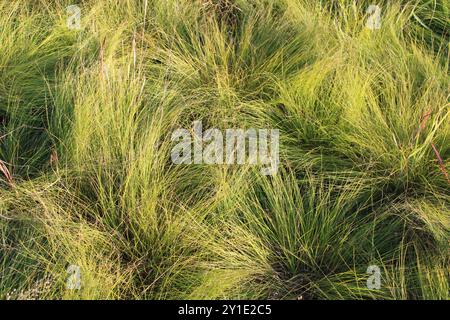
[0,0,448,300]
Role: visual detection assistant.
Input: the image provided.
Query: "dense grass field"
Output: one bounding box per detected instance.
[0,0,449,300]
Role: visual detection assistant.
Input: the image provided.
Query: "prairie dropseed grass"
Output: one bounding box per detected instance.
[0,0,448,300]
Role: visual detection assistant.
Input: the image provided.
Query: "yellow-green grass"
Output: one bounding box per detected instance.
[0,0,448,300]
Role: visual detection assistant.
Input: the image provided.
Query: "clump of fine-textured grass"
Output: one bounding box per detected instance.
[0,0,448,300]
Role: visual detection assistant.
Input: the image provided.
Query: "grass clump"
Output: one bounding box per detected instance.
[0,0,448,300]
